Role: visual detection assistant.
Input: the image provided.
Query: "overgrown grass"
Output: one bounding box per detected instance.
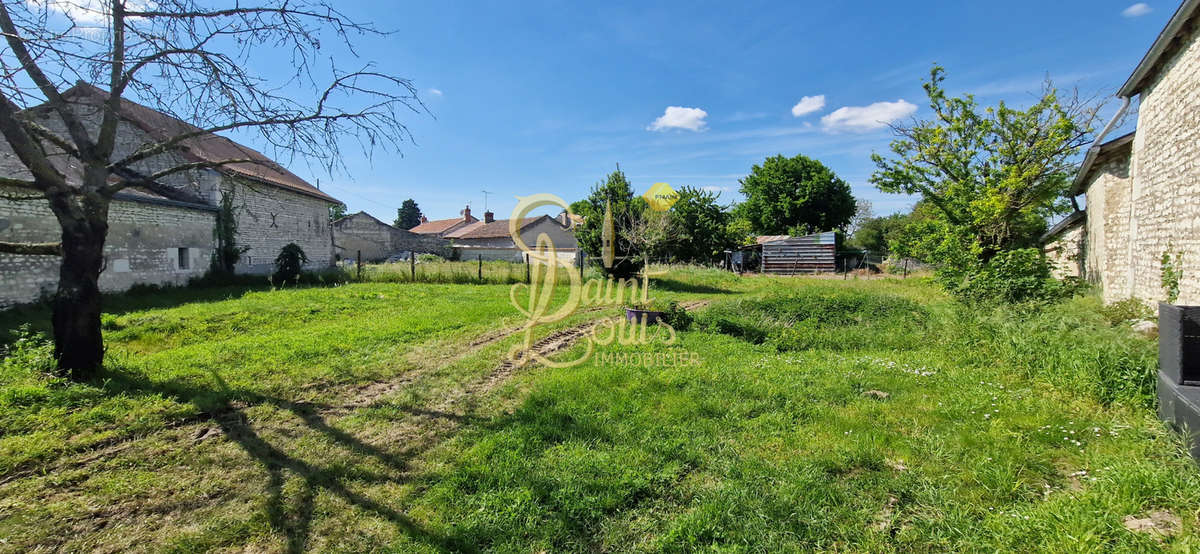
[0,268,1192,552]
[359,259,595,286]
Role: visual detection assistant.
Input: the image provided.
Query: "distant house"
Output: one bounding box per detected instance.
[0,83,340,308]
[445,210,577,262]
[408,205,479,237]
[1042,0,1200,305]
[332,212,450,262]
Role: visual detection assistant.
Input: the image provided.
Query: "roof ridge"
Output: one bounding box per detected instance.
[58,82,338,205]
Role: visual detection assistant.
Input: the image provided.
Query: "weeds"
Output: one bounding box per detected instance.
[0,269,1190,552]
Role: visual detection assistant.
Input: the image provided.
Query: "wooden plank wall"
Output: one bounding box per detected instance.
[762,233,836,274]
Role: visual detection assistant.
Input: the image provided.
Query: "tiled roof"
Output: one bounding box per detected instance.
[59,83,339,204]
[410,215,476,235]
[451,217,545,240]
[1,142,211,210]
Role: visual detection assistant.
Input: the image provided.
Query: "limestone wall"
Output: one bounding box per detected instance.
[1127,20,1200,305]
[224,179,334,273]
[332,213,451,262]
[1045,220,1084,279]
[0,190,215,308]
[1082,153,1134,302]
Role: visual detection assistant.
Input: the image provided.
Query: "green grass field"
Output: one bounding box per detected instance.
[0,267,1196,552]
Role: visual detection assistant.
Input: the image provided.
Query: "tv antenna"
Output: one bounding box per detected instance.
[481,189,492,212]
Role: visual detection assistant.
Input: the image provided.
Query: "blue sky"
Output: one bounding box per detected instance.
[254,1,1173,223]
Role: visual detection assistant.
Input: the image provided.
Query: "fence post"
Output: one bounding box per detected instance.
[525,253,531,284]
[478,254,482,282]
[903,259,908,279]
[579,250,584,280]
[410,251,416,281]
[356,250,362,281]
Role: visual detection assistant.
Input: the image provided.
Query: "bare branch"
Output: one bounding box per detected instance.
[95,0,126,158]
[0,2,94,154]
[0,94,64,190]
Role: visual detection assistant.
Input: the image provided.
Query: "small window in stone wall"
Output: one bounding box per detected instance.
[178,247,190,270]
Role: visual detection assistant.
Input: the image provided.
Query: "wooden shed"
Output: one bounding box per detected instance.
[759,231,837,274]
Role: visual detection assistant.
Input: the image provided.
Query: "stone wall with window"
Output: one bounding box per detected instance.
[0,95,338,306]
[0,188,215,308]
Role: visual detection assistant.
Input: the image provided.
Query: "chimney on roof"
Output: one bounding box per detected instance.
[419,215,428,224]
[462,205,472,222]
[484,211,494,223]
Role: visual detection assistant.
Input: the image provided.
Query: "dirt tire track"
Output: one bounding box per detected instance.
[2,301,711,484]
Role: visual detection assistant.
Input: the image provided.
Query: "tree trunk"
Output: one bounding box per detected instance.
[49,193,109,380]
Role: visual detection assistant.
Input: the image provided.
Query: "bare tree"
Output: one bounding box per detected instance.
[0,0,422,378]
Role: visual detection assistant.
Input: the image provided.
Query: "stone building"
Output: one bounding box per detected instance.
[1043,0,1200,305]
[332,211,451,262]
[446,211,577,262]
[0,83,340,308]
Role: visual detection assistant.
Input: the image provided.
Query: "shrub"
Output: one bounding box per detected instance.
[1099,298,1155,326]
[1162,248,1183,304]
[0,325,55,383]
[418,253,443,263]
[659,301,693,331]
[951,248,1081,304]
[272,243,308,283]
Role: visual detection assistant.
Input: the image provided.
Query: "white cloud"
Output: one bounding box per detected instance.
[428,88,443,97]
[820,100,917,132]
[647,106,708,132]
[29,0,155,25]
[790,95,826,117]
[1122,3,1152,17]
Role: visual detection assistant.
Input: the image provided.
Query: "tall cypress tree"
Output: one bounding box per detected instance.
[395,199,424,229]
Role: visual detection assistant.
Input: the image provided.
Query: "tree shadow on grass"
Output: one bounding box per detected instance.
[97,366,468,553]
[0,284,270,346]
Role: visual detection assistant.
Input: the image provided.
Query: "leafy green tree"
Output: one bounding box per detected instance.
[668,186,734,263]
[726,216,756,247]
[329,203,347,222]
[573,167,646,278]
[851,212,911,254]
[395,199,423,229]
[738,154,856,236]
[870,66,1098,263]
